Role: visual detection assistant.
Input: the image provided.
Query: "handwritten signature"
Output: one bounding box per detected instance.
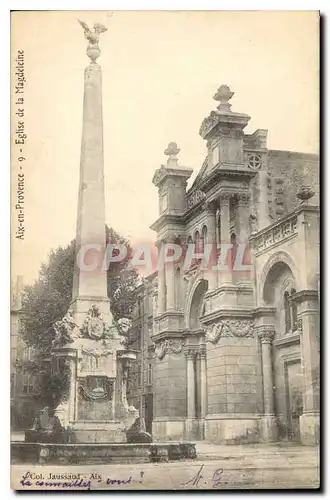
[181,464,225,488]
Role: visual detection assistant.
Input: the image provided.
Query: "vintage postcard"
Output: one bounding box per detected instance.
[11,10,320,491]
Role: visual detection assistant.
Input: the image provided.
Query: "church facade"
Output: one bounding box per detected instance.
[127,85,320,446]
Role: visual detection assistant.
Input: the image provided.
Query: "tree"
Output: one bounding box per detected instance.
[20,226,141,407]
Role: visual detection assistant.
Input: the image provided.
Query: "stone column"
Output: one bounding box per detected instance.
[235,192,251,284]
[68,356,77,424]
[198,347,207,439]
[294,290,320,445]
[157,242,166,314]
[165,261,175,311]
[185,349,196,438]
[218,193,231,285]
[205,202,218,291]
[257,326,278,441]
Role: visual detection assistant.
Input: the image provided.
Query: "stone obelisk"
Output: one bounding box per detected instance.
[71,21,112,327]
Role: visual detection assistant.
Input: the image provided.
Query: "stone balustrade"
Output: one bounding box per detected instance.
[252,213,298,254]
[186,189,206,210]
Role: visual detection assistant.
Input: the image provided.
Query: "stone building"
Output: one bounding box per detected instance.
[127,85,319,446]
[11,276,40,429]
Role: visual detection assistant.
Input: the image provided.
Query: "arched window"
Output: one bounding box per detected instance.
[216,209,221,246]
[291,288,298,330]
[229,196,238,230]
[284,291,291,333]
[195,231,201,254]
[201,225,207,252]
[230,232,237,269]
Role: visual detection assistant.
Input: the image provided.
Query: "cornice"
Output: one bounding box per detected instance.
[292,289,319,303]
[197,166,256,193]
[150,213,185,233]
[152,164,193,187]
[201,307,254,325]
[273,333,301,348]
[253,307,277,318]
[154,311,184,322]
[151,331,185,344]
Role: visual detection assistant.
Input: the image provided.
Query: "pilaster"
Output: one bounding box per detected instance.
[256,325,278,442]
[294,290,320,445]
[204,202,218,291]
[218,192,231,286]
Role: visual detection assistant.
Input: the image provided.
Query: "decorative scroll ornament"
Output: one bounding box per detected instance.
[52,308,80,347]
[152,166,166,186]
[205,320,254,344]
[187,189,206,209]
[80,305,111,340]
[205,323,224,344]
[153,339,184,360]
[199,112,220,139]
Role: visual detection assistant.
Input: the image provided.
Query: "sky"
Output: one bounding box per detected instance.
[11,10,319,285]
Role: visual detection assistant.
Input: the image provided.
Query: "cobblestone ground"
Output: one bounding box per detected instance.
[11,442,320,491]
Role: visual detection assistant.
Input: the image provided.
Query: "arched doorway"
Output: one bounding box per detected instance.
[189,279,208,330]
[262,260,303,442]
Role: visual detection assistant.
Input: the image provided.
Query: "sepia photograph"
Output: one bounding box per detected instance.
[10,10,320,491]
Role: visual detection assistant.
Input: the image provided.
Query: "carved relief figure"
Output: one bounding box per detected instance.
[52,307,80,346]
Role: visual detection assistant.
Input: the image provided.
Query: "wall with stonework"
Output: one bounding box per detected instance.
[154,352,186,420]
[267,151,319,218]
[206,336,263,416]
[254,207,319,307]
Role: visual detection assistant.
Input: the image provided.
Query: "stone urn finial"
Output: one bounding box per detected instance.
[164,142,180,158]
[297,186,315,204]
[164,142,180,166]
[213,84,234,112]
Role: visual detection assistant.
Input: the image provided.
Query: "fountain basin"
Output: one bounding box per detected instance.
[11,441,197,464]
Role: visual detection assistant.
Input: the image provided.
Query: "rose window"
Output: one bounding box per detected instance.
[248,154,261,170]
